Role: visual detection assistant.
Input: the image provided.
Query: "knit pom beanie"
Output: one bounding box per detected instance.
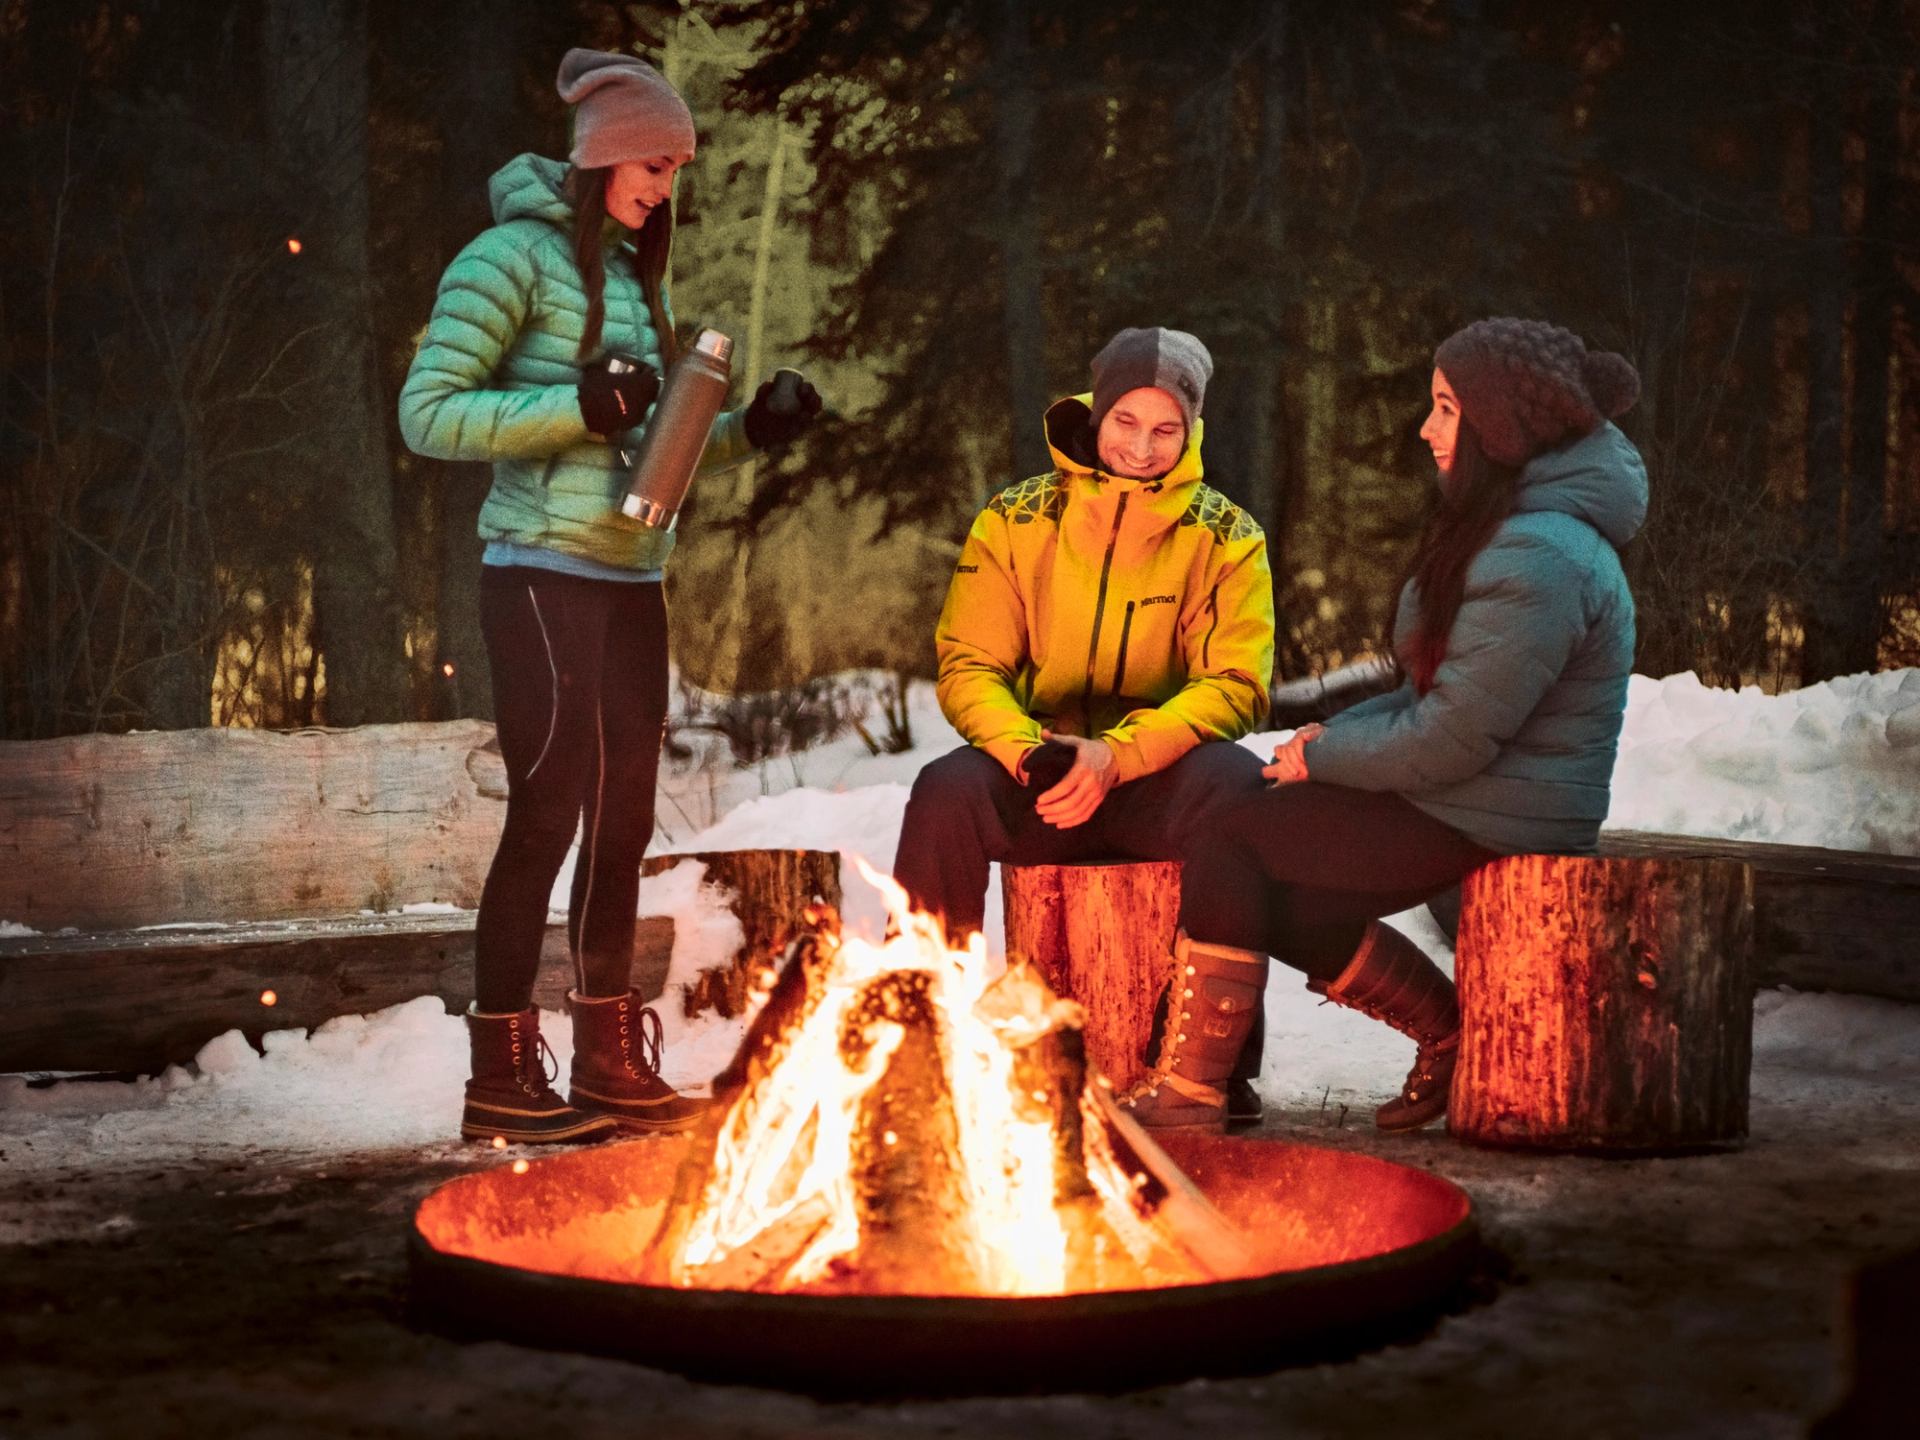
[556,48,695,170]
[1089,327,1214,432]
[1434,318,1640,466]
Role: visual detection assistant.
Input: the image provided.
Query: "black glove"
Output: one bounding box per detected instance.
[1021,739,1076,792]
[742,368,824,448]
[577,354,660,436]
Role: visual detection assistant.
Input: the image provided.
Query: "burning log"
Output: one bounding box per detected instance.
[641,848,841,1019]
[1450,853,1756,1152]
[642,879,1253,1298]
[1001,860,1182,1093]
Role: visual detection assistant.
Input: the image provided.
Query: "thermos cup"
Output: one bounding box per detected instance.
[620,328,733,529]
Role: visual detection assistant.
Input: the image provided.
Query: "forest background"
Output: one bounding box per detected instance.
[3,0,1917,741]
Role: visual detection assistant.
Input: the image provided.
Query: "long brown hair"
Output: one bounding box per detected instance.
[565,166,679,368]
[1391,415,1520,694]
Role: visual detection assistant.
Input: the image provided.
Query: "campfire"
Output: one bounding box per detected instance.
[646,863,1248,1297]
[410,869,1478,1391]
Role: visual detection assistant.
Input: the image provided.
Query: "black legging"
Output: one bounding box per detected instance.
[1177,781,1498,981]
[473,565,669,1012]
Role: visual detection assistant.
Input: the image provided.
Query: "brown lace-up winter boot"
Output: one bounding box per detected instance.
[567,990,710,1132]
[1308,920,1460,1132]
[462,1005,619,1145]
[1116,932,1267,1133]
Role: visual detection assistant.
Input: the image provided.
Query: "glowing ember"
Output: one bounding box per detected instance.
[641,861,1252,1298]
[511,1159,530,1175]
[259,989,277,1007]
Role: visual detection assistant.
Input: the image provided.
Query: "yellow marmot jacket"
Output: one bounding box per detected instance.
[936,395,1275,784]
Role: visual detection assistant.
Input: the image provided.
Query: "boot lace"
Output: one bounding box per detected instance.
[1118,970,1198,1108]
[1400,1032,1460,1104]
[518,1032,560,1097]
[631,1004,664,1077]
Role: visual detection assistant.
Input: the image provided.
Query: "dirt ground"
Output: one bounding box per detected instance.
[3,1067,1915,1440]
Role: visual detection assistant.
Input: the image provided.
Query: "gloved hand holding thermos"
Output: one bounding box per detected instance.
[578,353,660,436]
[620,327,824,530]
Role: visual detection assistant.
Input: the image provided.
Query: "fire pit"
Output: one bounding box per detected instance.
[411,1130,1474,1393]
[411,876,1476,1393]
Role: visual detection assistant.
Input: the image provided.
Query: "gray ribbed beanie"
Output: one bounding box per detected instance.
[556,48,695,170]
[1089,327,1214,431]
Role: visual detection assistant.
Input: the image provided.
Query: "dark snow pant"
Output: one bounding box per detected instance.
[473,566,669,1013]
[891,740,1270,1080]
[1182,779,1497,983]
[1177,781,1499,983]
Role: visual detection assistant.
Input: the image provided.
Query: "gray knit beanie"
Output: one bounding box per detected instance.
[1089,327,1214,432]
[556,48,695,170]
[1434,318,1640,467]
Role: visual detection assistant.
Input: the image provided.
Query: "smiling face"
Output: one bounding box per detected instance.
[1420,368,1463,478]
[604,153,691,229]
[1095,387,1187,479]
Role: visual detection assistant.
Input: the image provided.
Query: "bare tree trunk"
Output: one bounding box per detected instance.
[1841,0,1899,675]
[429,0,528,720]
[1798,4,1850,685]
[992,0,1050,479]
[1245,3,1293,605]
[264,0,406,725]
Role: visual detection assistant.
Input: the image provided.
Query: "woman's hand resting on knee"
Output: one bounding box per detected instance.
[1263,723,1324,786]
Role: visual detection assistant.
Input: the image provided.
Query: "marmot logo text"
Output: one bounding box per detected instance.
[1138,594,1177,607]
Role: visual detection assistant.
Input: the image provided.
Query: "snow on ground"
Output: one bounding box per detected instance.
[3,668,1918,1186]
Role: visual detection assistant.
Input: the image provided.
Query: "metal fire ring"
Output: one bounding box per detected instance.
[409,1131,1477,1395]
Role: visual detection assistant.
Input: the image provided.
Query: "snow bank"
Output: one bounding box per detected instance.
[1606,669,1920,854]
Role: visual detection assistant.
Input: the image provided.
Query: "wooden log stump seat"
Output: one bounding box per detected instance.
[1001,860,1182,1094]
[1427,830,1920,1003]
[641,849,842,1021]
[1450,852,1755,1153]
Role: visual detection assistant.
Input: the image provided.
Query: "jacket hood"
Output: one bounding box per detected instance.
[1513,421,1648,548]
[1042,394,1205,491]
[488,153,575,228]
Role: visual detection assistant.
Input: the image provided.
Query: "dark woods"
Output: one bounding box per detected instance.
[3,0,1916,738]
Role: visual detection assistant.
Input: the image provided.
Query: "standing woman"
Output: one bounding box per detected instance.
[1121,318,1645,1135]
[400,49,819,1143]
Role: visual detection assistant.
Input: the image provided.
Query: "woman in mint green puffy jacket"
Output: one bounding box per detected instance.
[399,48,819,1147]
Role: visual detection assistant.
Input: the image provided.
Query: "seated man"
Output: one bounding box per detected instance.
[891,326,1275,1130]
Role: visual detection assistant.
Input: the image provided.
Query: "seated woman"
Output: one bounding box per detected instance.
[1119,317,1647,1135]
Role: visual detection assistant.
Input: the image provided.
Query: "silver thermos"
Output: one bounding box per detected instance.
[619,328,733,529]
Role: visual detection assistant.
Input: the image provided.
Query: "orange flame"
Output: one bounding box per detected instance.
[658,860,1232,1297]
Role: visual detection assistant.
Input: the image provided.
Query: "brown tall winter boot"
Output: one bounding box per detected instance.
[462,1005,619,1145]
[567,990,710,1132]
[1116,932,1267,1134]
[1309,921,1460,1132]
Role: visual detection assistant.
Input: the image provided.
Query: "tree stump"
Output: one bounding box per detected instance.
[641,849,841,1020]
[1451,853,1756,1153]
[1001,860,1182,1093]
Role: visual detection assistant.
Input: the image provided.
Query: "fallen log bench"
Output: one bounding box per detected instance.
[1450,852,1756,1153]
[0,911,673,1075]
[0,721,674,1074]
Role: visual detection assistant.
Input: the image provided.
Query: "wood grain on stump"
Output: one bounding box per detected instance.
[641,849,841,1020]
[1451,853,1755,1153]
[1001,860,1182,1093]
